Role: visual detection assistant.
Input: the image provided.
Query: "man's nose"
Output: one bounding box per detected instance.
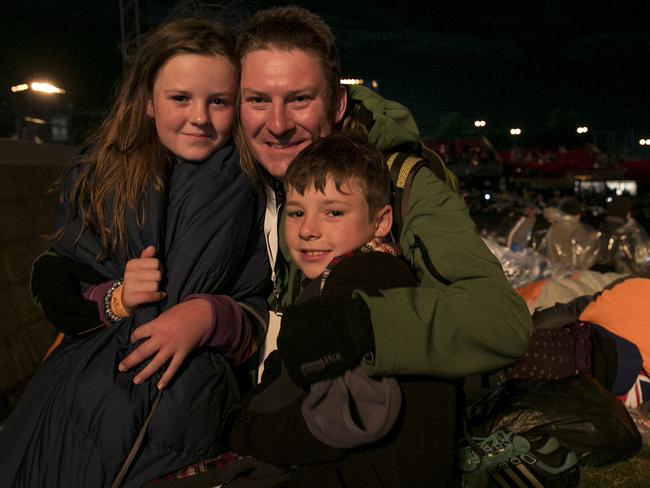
[267,104,295,136]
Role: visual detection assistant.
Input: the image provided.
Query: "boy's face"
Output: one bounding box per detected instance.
[284,177,392,279]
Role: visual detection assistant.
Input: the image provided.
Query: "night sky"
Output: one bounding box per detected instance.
[1,0,648,137]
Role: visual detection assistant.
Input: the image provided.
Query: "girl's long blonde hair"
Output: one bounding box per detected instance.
[57,18,237,258]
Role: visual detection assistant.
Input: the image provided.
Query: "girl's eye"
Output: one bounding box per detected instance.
[211,97,225,106]
[287,210,304,218]
[171,95,188,103]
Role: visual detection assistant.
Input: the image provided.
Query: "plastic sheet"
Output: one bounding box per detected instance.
[467,375,642,467]
[598,218,650,276]
[482,237,550,288]
[538,214,602,274]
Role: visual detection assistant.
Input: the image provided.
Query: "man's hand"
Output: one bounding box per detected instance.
[118,298,213,389]
[277,296,375,386]
[122,245,166,313]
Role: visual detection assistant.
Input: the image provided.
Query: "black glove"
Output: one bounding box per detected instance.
[31,251,106,335]
[277,296,375,386]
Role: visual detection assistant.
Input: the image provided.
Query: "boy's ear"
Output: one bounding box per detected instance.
[373,204,393,238]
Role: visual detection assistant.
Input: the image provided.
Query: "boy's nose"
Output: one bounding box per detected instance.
[299,217,320,240]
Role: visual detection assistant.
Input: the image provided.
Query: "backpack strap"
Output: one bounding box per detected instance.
[386,149,459,239]
[386,152,428,239]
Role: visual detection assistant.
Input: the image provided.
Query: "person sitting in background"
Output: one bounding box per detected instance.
[596,195,650,275]
[540,196,601,274]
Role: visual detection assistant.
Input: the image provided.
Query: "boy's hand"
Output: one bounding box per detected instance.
[122,245,165,312]
[118,298,213,389]
[277,296,375,386]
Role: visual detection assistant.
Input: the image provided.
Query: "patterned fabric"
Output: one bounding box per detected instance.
[620,371,650,409]
[319,238,401,292]
[503,328,577,380]
[147,452,244,483]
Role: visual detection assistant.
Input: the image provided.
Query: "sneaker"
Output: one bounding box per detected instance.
[458,430,580,487]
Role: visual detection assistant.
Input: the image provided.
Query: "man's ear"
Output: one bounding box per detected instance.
[373,204,393,238]
[333,85,348,124]
[146,99,155,118]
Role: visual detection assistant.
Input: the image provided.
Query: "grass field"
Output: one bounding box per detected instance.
[581,444,650,487]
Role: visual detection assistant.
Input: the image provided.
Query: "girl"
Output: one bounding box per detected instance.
[0,18,269,488]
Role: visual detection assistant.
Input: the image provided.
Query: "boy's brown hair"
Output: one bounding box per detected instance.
[284,132,391,218]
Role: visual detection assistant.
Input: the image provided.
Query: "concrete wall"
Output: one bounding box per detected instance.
[0,138,77,417]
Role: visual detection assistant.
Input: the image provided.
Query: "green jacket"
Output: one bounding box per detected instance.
[273,86,532,377]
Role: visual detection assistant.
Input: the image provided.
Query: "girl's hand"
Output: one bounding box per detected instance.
[122,245,165,312]
[117,298,213,389]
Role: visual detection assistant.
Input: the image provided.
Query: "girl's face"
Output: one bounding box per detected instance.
[147,53,237,161]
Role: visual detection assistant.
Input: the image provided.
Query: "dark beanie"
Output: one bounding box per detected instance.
[607,196,632,220]
[560,197,582,216]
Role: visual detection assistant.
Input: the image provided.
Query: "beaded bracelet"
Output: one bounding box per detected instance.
[104,279,129,323]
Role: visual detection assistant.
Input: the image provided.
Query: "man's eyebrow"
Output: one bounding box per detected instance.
[240,87,318,97]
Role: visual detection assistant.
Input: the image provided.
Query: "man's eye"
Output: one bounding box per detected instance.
[246,97,267,105]
[291,96,311,106]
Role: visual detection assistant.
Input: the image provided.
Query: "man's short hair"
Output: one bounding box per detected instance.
[238,6,342,109]
[284,132,391,217]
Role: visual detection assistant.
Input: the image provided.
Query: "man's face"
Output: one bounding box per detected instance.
[240,48,347,179]
[284,177,391,279]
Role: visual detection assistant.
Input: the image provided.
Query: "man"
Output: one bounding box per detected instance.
[236,6,532,385]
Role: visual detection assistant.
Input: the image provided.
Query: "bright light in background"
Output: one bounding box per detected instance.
[509,128,522,135]
[24,116,47,125]
[31,82,65,94]
[10,81,66,94]
[640,139,650,146]
[474,120,486,127]
[577,126,589,134]
[371,80,379,89]
[340,78,364,85]
[484,193,491,200]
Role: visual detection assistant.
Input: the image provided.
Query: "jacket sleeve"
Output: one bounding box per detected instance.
[358,168,532,377]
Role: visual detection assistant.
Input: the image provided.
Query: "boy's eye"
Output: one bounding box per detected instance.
[327,210,343,217]
[210,97,224,106]
[287,210,304,218]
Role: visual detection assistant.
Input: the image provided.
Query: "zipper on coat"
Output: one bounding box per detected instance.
[410,233,452,286]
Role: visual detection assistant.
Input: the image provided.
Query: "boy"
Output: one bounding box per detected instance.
[229,132,456,487]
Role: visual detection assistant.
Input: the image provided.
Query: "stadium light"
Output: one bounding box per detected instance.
[474,120,486,128]
[10,81,66,94]
[509,128,522,136]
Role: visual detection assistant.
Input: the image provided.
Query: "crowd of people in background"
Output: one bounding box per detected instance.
[470,185,650,284]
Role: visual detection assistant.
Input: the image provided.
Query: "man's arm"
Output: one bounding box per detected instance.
[359,168,532,377]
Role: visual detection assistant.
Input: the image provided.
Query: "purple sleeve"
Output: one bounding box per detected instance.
[82,281,115,326]
[183,294,256,364]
